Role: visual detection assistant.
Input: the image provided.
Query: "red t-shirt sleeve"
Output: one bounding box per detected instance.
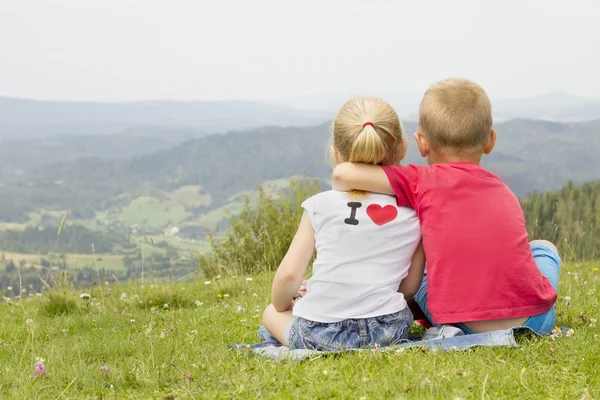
[381,164,423,209]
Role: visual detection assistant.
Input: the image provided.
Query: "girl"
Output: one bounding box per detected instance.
[261,97,425,351]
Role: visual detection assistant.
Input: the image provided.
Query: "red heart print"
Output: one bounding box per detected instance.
[366,204,398,226]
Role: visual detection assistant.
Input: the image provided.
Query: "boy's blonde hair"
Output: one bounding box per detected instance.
[332,96,404,196]
[419,78,493,154]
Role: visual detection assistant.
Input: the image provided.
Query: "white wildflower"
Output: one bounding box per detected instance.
[195,300,203,307]
[130,319,135,323]
[563,296,572,302]
[236,306,245,313]
[25,319,34,326]
[216,275,222,279]
[159,331,165,339]
[120,293,127,300]
[322,370,329,375]
[589,318,597,328]
[163,303,169,309]
[246,277,253,282]
[80,293,91,300]
[204,281,212,285]
[566,329,575,337]
[252,293,258,297]
[35,356,45,363]
[223,294,230,298]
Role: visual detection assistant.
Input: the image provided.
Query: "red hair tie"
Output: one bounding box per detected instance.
[363,121,374,128]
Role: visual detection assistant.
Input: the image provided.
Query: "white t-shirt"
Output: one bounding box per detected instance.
[292,190,421,323]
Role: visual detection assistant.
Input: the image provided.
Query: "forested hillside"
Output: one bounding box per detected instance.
[523,180,600,260]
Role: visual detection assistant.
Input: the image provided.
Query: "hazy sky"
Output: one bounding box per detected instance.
[1,0,599,103]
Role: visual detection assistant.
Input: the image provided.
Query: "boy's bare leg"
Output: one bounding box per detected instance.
[262,304,294,345]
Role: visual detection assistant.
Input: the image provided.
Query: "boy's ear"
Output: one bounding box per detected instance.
[414,132,430,158]
[483,129,497,154]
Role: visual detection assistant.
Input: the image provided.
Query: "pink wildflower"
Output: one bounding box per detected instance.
[34,360,47,377]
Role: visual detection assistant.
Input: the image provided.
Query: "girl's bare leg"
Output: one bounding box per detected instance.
[262,304,294,345]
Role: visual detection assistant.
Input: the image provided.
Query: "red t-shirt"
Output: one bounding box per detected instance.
[382,162,557,324]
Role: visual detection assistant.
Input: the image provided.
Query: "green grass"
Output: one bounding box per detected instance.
[0,262,598,399]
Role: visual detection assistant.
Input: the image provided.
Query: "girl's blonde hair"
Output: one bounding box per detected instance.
[332,96,404,196]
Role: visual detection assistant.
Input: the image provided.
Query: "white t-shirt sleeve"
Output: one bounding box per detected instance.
[301,195,318,230]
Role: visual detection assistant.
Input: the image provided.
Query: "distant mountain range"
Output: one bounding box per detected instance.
[1,92,598,141]
[0,97,330,139]
[281,92,600,122]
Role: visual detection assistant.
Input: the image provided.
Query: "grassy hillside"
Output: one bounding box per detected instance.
[0,177,598,398]
[0,265,597,399]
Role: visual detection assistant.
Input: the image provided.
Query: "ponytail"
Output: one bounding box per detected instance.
[332,97,403,197]
[347,124,386,197]
[348,124,386,165]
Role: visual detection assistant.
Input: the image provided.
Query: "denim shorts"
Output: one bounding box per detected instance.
[415,241,561,335]
[284,308,413,351]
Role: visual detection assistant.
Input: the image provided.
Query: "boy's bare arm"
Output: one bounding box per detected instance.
[398,241,425,298]
[332,163,394,195]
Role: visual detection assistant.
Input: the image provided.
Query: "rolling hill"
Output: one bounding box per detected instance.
[1,118,600,232]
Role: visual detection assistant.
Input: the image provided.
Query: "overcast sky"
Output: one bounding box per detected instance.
[1,0,599,103]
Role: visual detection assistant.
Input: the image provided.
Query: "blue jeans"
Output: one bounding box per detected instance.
[415,241,561,335]
[259,308,413,351]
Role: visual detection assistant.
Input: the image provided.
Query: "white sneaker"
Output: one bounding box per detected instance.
[423,325,465,340]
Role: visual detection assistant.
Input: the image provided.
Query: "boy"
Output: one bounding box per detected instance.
[332,79,560,334]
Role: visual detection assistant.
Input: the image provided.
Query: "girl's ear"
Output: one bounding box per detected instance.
[414,131,430,158]
[398,138,407,161]
[331,146,342,165]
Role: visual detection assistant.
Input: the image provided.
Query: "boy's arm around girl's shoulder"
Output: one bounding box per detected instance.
[332,163,394,195]
[332,162,425,208]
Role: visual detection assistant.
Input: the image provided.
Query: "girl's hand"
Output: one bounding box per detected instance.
[298,280,307,298]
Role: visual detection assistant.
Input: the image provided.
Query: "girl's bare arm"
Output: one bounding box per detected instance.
[271,212,315,311]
